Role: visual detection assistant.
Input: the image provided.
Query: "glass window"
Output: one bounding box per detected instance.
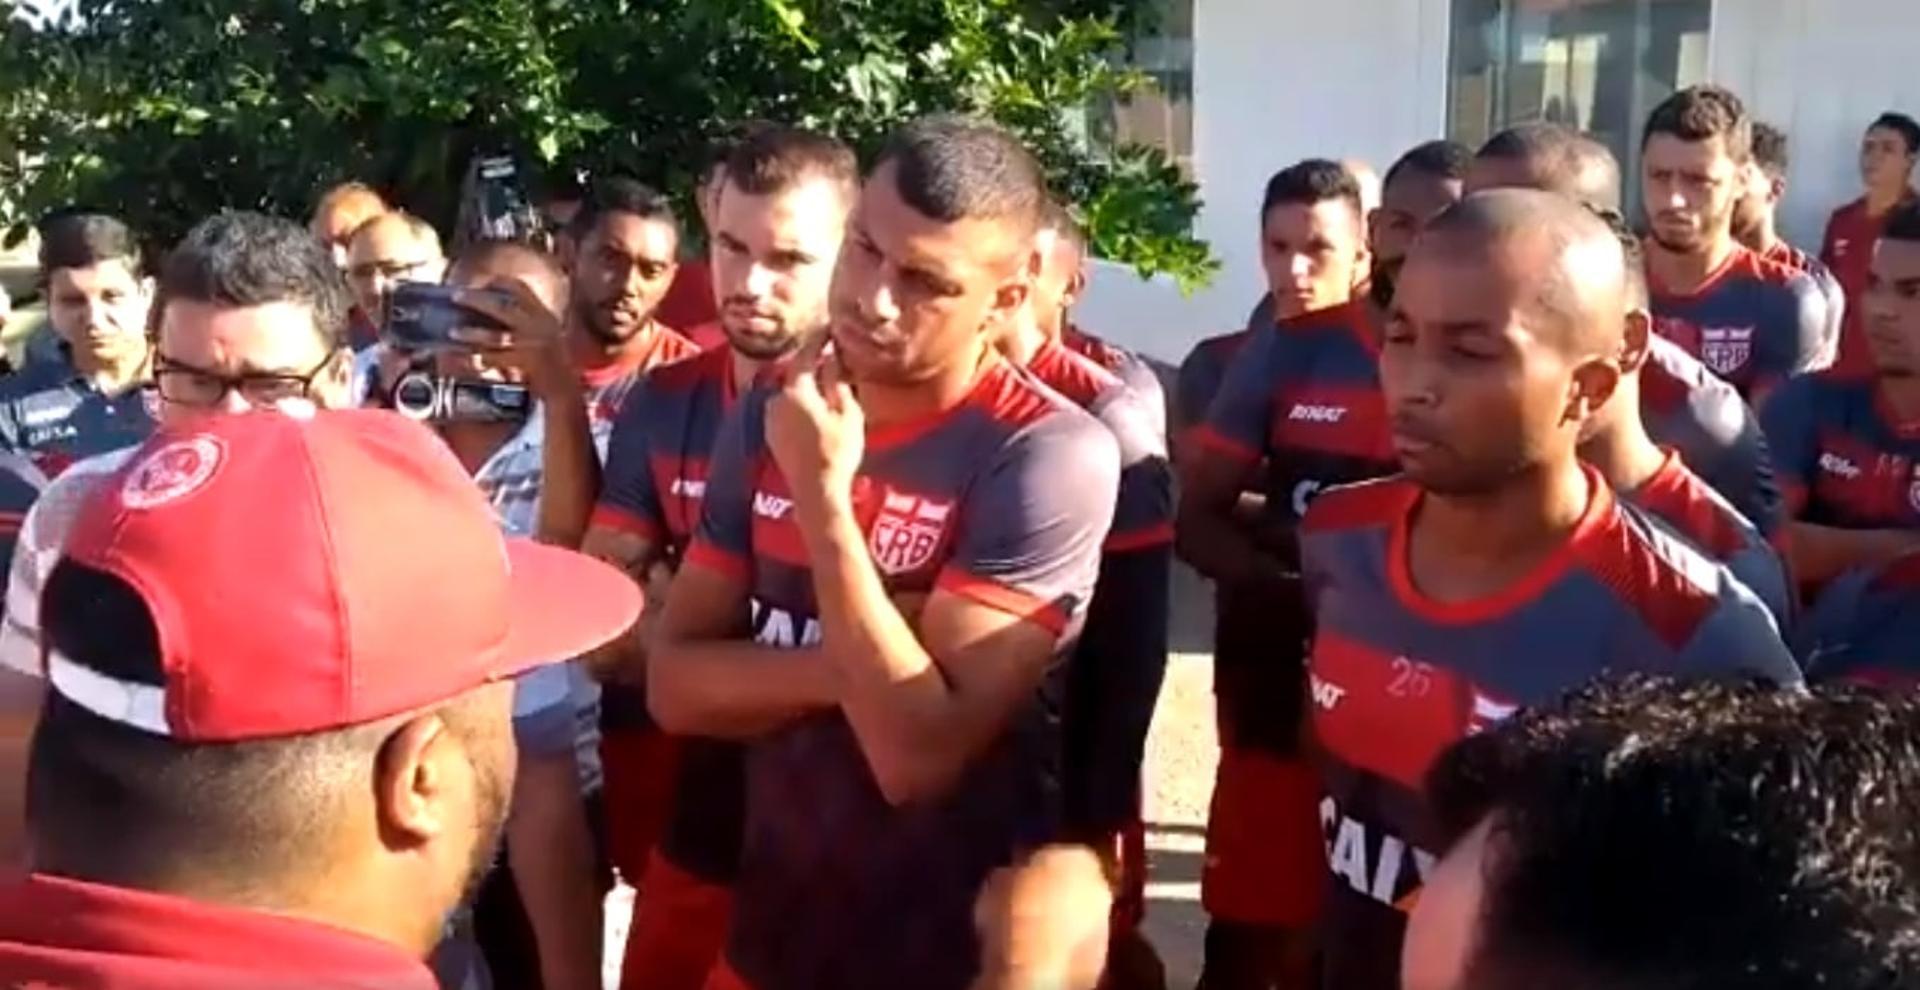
[1089,0,1195,174]
[1448,0,1712,214]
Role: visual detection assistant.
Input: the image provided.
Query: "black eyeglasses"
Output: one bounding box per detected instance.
[153,351,341,408]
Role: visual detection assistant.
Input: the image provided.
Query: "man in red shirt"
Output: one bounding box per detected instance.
[1642,86,1832,406]
[1822,111,1920,374]
[0,410,640,989]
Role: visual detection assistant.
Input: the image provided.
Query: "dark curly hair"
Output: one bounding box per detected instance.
[1427,675,1920,990]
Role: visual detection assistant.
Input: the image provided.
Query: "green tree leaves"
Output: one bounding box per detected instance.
[0,0,1214,288]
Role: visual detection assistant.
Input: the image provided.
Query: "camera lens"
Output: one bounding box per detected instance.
[391,373,440,421]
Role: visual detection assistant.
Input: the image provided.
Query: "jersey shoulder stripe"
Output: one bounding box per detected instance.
[1301,476,1415,534]
[1578,500,1735,650]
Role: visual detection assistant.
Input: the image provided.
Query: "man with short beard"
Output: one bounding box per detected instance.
[1641,86,1832,405]
[583,126,857,990]
[0,410,639,987]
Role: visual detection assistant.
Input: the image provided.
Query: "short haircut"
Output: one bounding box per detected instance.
[312,181,388,219]
[29,561,388,892]
[38,212,142,281]
[1750,121,1790,179]
[1477,123,1623,211]
[873,115,1046,238]
[1383,140,1473,191]
[449,238,563,280]
[1428,675,1920,990]
[348,210,443,254]
[723,125,858,203]
[1261,158,1364,219]
[157,211,350,351]
[567,176,680,242]
[1641,84,1752,162]
[1882,202,1920,244]
[1870,112,1920,156]
[1582,203,1650,310]
[1040,199,1086,255]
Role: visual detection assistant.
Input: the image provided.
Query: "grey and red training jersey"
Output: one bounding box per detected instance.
[1761,370,1920,531]
[1626,447,1792,624]
[592,344,745,884]
[1174,328,1255,445]
[1795,552,1920,685]
[1023,339,1174,837]
[689,357,1119,990]
[1639,334,1781,533]
[1193,301,1397,754]
[1649,245,1833,399]
[1301,470,1798,990]
[1063,324,1167,438]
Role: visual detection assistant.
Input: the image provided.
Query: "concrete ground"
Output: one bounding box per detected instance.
[601,563,1225,989]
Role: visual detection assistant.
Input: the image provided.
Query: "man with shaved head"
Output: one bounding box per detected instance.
[1465,123,1620,210]
[1299,189,1798,990]
[1468,123,1781,535]
[310,181,390,268]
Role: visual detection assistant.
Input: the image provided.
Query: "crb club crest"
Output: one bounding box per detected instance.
[121,436,226,510]
[869,489,952,575]
[1698,325,1756,376]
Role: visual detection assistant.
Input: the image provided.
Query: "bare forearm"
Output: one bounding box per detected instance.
[536,392,600,549]
[801,500,958,801]
[1786,521,1920,585]
[506,757,602,990]
[648,639,839,738]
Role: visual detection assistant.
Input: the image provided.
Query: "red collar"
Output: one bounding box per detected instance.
[0,873,434,989]
[1388,464,1612,625]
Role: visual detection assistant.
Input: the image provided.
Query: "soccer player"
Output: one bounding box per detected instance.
[310,180,390,267]
[0,213,156,477]
[997,204,1173,986]
[1305,190,1798,990]
[1367,140,1470,311]
[0,410,640,987]
[1762,202,1920,588]
[1738,122,1846,340]
[344,210,446,348]
[1470,123,1781,532]
[1407,677,1920,990]
[584,126,856,990]
[1176,159,1380,990]
[0,212,360,884]
[1641,85,1832,404]
[1821,110,1920,369]
[648,115,1119,990]
[1042,210,1167,437]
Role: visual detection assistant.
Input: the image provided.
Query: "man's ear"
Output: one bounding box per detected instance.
[1567,355,1623,425]
[372,713,458,851]
[1061,264,1089,311]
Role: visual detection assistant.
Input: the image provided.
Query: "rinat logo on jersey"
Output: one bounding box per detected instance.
[870,489,953,575]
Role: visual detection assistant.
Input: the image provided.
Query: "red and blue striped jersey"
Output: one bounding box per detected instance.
[1625,448,1792,624]
[1301,469,1798,990]
[1649,245,1834,399]
[1174,327,1255,445]
[690,357,1119,990]
[1760,371,1920,530]
[1062,324,1166,439]
[594,345,737,551]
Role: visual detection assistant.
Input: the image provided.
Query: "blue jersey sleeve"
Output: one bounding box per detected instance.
[593,376,666,541]
[1758,375,1822,518]
[685,387,767,580]
[1678,583,1801,685]
[1756,272,1836,386]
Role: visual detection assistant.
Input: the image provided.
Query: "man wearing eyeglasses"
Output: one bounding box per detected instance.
[0,211,358,876]
[345,211,446,350]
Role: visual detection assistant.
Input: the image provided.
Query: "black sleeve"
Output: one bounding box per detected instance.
[1061,543,1173,838]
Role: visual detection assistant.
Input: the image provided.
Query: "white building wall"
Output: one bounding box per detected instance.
[1082,0,1920,366]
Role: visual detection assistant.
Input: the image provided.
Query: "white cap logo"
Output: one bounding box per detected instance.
[121,436,226,510]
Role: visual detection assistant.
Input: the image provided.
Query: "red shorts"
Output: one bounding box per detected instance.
[1201,747,1326,927]
[620,849,733,990]
[601,726,681,882]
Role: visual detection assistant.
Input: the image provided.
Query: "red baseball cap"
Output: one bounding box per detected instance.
[47,408,642,741]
